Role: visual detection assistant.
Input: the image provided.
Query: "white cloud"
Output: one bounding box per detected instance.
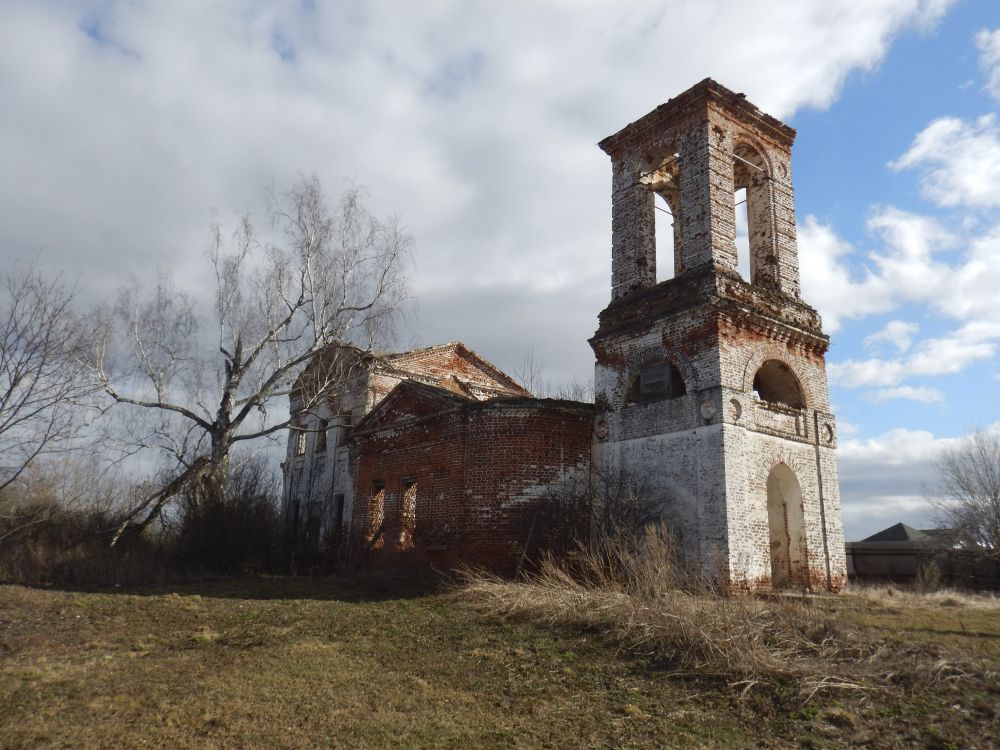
[830,321,998,388]
[799,207,954,333]
[865,385,943,403]
[888,114,1000,208]
[976,26,1000,100]
[0,0,959,385]
[836,423,1000,540]
[864,320,919,353]
[838,427,948,539]
[807,206,1000,392]
[797,216,893,331]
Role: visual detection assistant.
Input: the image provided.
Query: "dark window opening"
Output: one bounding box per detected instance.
[626,360,687,404]
[330,494,345,546]
[315,418,329,452]
[340,411,353,441]
[305,501,321,552]
[752,360,805,409]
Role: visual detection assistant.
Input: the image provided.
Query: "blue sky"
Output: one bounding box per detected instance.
[791,2,1000,435]
[2,0,999,541]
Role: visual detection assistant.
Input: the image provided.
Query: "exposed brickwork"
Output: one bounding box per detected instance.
[592,79,847,591]
[282,78,848,591]
[349,390,593,573]
[281,342,531,559]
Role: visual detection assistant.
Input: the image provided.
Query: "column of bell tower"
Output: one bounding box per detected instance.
[591,78,847,591]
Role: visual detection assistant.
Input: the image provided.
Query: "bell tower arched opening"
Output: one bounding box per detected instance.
[640,149,682,283]
[753,360,805,409]
[732,143,776,288]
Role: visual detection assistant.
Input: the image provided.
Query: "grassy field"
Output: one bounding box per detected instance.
[1,577,998,749]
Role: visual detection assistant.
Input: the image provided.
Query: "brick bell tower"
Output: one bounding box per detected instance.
[589,79,847,591]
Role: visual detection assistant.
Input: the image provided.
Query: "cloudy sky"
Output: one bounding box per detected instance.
[3,0,999,540]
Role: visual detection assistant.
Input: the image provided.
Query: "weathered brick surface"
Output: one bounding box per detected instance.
[592,78,847,591]
[282,78,848,591]
[349,392,593,573]
[281,343,531,558]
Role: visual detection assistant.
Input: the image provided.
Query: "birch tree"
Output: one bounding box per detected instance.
[91,177,411,542]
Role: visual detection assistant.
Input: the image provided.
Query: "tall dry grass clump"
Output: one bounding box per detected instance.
[459,524,877,693]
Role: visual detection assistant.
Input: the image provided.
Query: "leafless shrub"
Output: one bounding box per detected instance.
[590,467,660,544]
[928,427,1000,562]
[171,453,282,574]
[914,559,943,593]
[0,460,166,585]
[0,452,283,584]
[512,346,594,402]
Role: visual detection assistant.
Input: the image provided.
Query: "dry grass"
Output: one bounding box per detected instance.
[457,526,993,703]
[0,577,758,749]
[2,573,998,748]
[851,582,1000,610]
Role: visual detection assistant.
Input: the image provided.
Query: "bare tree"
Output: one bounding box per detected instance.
[513,346,594,403]
[929,428,1000,561]
[89,177,411,542]
[0,265,90,494]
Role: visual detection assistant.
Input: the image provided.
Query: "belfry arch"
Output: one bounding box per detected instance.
[732,142,778,288]
[639,147,683,282]
[753,359,805,409]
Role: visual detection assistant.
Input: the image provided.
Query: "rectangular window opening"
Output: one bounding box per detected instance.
[315,418,329,453]
[399,480,417,549]
[368,482,386,549]
[332,494,345,539]
[340,411,354,441]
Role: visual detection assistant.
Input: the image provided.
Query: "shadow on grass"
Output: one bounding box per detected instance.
[13,569,451,604]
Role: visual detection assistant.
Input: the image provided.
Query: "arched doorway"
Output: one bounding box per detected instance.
[766,464,807,588]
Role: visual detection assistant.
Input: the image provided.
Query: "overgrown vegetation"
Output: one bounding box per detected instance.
[458,524,999,709]
[0,455,284,585]
[1,576,997,749]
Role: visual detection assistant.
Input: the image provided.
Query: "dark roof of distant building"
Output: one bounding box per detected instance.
[859,522,954,545]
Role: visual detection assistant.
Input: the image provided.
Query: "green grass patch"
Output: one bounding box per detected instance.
[0,578,997,749]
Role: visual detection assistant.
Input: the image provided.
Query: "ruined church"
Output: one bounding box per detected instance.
[282,79,848,591]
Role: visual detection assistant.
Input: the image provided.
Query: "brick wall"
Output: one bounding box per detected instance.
[592,78,847,592]
[349,395,593,574]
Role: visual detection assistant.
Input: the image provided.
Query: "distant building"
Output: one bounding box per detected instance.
[846,523,956,581]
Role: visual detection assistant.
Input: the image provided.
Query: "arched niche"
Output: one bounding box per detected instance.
[625,359,687,404]
[766,463,807,589]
